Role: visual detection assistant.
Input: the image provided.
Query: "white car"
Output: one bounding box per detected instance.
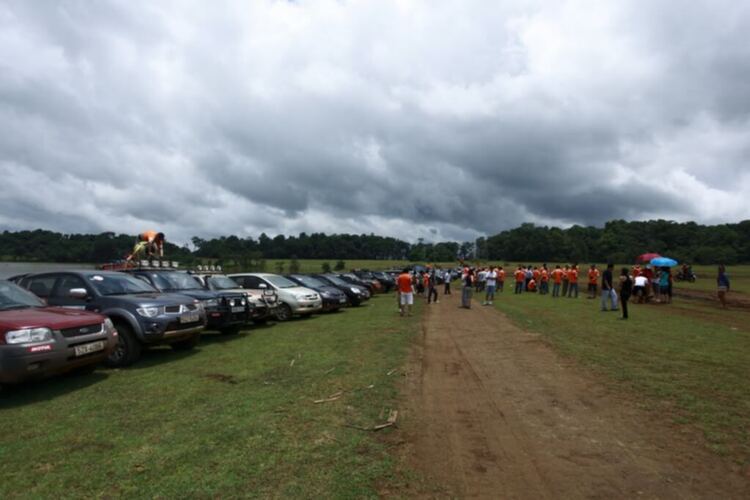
[228,273,322,321]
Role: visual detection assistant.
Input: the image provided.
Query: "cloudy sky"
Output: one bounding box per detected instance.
[1,0,748,244]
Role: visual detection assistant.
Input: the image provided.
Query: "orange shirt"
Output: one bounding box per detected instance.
[562,269,569,281]
[397,273,413,294]
[140,230,158,242]
[498,269,506,282]
[514,270,525,283]
[632,267,642,278]
[527,279,537,291]
[533,269,540,281]
[569,268,578,282]
[541,269,549,282]
[588,269,599,284]
[552,269,563,284]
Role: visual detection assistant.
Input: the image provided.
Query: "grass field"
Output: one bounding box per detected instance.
[0,295,420,498]
[493,286,750,463]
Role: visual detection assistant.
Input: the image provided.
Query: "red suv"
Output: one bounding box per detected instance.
[0,280,117,386]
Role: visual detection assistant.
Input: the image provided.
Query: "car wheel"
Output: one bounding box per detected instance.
[171,334,200,351]
[275,303,293,321]
[219,326,241,335]
[105,322,142,368]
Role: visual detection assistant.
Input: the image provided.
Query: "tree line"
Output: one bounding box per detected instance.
[1,219,748,265]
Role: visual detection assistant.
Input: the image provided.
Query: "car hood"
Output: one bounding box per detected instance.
[277,286,319,296]
[0,307,105,332]
[105,293,199,307]
[161,289,218,301]
[316,285,345,296]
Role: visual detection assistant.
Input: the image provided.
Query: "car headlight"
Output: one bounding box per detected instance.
[136,306,161,318]
[103,318,116,334]
[240,299,246,306]
[203,299,219,308]
[350,287,360,294]
[5,327,54,344]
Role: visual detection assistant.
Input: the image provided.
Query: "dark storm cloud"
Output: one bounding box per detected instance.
[1,0,749,244]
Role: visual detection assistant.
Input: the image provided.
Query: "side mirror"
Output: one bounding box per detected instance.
[259,284,267,289]
[69,288,89,300]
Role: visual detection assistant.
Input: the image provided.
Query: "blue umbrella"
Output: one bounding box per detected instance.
[651,256,678,267]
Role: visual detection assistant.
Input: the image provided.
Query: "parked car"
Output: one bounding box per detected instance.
[229,273,322,321]
[189,271,279,323]
[0,280,118,386]
[338,273,379,294]
[18,271,205,367]
[285,274,347,312]
[313,274,370,306]
[370,271,396,292]
[125,269,248,335]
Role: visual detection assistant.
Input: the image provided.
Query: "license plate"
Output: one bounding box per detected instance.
[231,306,245,313]
[339,298,346,303]
[180,312,200,323]
[74,341,105,357]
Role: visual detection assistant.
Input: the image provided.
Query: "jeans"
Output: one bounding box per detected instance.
[562,280,569,297]
[462,285,473,308]
[552,283,560,297]
[621,293,630,318]
[515,282,523,294]
[568,283,578,298]
[540,281,548,294]
[601,288,618,310]
[498,281,504,292]
[485,285,496,302]
[444,282,451,295]
[428,286,438,304]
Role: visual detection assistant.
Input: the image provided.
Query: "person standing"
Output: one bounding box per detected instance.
[659,267,672,304]
[619,268,633,319]
[551,265,563,297]
[497,266,505,293]
[539,265,549,295]
[427,269,439,304]
[717,264,730,309]
[561,265,570,297]
[567,265,579,298]
[462,268,475,308]
[484,267,497,305]
[444,269,452,295]
[587,265,599,299]
[601,263,618,311]
[397,268,414,317]
[514,266,525,294]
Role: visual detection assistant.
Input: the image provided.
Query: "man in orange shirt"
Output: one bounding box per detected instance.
[126,230,165,262]
[539,265,549,295]
[561,265,570,297]
[397,268,414,317]
[551,265,563,297]
[587,264,600,299]
[514,266,525,294]
[567,265,579,298]
[497,266,505,293]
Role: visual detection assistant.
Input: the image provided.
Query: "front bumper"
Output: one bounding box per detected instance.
[0,331,116,384]
[291,298,323,315]
[321,296,347,311]
[205,306,249,330]
[141,311,207,343]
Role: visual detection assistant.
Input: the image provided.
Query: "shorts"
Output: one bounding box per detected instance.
[633,285,645,295]
[400,292,414,305]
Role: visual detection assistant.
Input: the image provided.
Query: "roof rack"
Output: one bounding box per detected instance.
[99,260,181,271]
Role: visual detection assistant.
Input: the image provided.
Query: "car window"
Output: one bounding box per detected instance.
[26,275,58,298]
[264,275,296,289]
[52,275,89,299]
[235,276,259,289]
[88,273,157,296]
[0,281,46,309]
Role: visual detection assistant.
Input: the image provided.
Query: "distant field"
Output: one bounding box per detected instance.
[493,284,750,463]
[222,259,460,274]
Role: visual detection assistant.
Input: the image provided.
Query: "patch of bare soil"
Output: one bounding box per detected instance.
[395,295,750,498]
[673,288,750,310]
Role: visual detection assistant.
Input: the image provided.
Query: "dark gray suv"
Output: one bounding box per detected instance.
[19,271,206,367]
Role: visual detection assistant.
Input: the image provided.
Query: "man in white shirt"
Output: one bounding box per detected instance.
[633,275,648,303]
[484,268,498,305]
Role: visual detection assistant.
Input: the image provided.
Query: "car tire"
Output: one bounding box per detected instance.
[171,334,200,351]
[275,303,293,321]
[105,321,142,368]
[219,326,241,335]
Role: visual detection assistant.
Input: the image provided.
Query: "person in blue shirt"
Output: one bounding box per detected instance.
[658,267,672,304]
[717,265,730,309]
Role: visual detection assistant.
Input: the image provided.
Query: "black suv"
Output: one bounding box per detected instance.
[313,274,370,306]
[126,269,249,335]
[19,271,206,367]
[189,272,278,324]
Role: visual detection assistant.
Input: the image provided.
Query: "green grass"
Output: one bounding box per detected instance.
[493,289,750,461]
[218,259,460,274]
[0,295,420,499]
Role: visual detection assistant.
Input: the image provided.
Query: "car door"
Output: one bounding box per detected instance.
[50,273,98,311]
[23,274,58,303]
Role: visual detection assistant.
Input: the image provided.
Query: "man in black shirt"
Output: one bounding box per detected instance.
[601,263,618,311]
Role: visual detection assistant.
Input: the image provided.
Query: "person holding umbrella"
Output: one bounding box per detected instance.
[651,257,678,304]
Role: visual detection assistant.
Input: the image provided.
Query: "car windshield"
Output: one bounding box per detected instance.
[264,275,297,289]
[88,273,157,296]
[291,275,324,288]
[207,275,241,290]
[323,275,348,286]
[0,281,45,309]
[149,272,203,291]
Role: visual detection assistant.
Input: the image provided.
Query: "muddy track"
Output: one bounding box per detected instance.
[398,295,749,499]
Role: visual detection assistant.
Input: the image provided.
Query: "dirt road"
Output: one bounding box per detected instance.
[398,295,749,499]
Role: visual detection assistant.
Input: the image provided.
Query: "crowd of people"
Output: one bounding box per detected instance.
[395,262,732,318]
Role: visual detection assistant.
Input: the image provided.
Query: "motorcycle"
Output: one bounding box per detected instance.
[675,269,696,282]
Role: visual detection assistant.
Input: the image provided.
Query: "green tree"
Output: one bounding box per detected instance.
[289,257,301,273]
[321,262,331,273]
[274,261,285,273]
[334,260,346,271]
